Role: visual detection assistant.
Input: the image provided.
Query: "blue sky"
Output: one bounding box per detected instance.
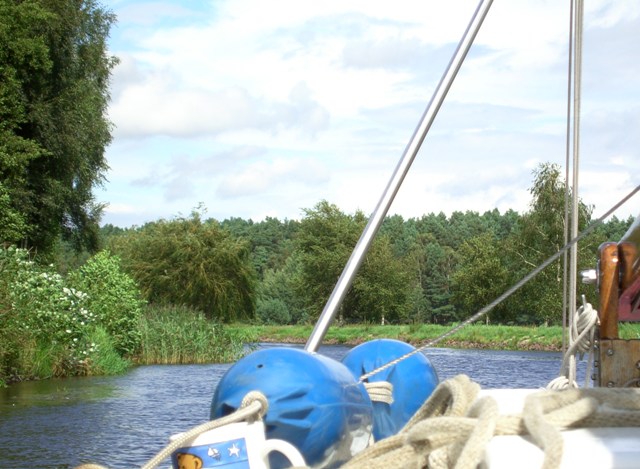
[99,0,640,227]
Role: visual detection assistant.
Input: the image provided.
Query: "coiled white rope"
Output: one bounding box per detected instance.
[364,381,394,404]
[547,298,598,390]
[343,374,640,469]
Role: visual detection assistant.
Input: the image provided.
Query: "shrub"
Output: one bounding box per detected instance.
[257,298,291,325]
[68,251,145,357]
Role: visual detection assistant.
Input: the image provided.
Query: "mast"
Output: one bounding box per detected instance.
[305,0,495,352]
[561,0,587,366]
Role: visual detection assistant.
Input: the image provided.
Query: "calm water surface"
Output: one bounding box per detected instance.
[0,344,586,468]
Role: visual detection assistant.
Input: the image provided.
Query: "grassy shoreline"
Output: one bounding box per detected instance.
[228,323,640,352]
[229,324,565,351]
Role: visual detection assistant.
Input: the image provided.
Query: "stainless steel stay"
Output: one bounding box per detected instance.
[305,0,495,352]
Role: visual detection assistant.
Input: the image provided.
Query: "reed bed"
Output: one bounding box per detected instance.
[139,305,247,364]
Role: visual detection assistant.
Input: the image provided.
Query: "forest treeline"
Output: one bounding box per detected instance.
[99,163,634,328]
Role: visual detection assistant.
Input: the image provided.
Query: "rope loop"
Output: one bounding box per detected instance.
[547,298,598,390]
[343,375,640,469]
[364,381,394,404]
[572,300,598,356]
[241,390,269,419]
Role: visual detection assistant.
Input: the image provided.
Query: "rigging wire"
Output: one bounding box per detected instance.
[359,183,640,383]
[561,0,576,357]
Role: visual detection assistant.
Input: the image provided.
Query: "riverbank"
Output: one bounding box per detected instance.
[228,323,640,352]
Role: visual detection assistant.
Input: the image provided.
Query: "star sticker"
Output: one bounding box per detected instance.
[228,443,241,457]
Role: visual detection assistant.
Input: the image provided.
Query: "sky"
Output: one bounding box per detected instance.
[99,0,640,228]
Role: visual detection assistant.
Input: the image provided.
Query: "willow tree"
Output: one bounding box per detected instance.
[108,213,257,322]
[0,0,117,255]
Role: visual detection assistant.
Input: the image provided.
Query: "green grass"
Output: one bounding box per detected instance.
[228,322,640,351]
[17,339,61,379]
[87,326,131,375]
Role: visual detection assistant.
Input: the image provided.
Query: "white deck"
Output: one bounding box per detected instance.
[479,389,640,469]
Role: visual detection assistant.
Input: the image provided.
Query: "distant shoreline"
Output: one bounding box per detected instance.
[228,324,575,352]
[251,336,562,352]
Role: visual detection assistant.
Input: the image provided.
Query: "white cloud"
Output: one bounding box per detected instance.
[99,0,640,227]
[218,156,330,198]
[103,202,138,214]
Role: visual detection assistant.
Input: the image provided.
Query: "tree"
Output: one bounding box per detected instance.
[295,201,414,324]
[591,215,635,245]
[351,235,415,324]
[418,239,457,324]
[256,252,306,324]
[408,214,461,324]
[108,212,256,322]
[450,232,513,323]
[0,183,29,244]
[482,208,521,239]
[221,216,300,281]
[295,201,359,320]
[0,0,117,255]
[506,163,593,324]
[380,214,417,257]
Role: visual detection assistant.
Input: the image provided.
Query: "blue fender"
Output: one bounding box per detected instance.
[211,347,373,468]
[341,339,439,440]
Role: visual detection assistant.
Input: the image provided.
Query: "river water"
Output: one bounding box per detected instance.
[0,344,587,468]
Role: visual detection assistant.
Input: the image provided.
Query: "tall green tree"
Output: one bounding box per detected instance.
[450,232,513,323]
[410,214,461,324]
[0,0,117,255]
[351,235,416,324]
[108,212,256,322]
[296,201,414,324]
[417,239,457,324]
[295,201,361,321]
[256,252,306,324]
[507,163,593,324]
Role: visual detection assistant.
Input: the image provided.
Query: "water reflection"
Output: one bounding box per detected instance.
[1,376,118,408]
[0,345,585,468]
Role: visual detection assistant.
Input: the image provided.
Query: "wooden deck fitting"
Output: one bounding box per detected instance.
[598,339,640,388]
[595,218,640,387]
[598,242,620,339]
[618,241,640,321]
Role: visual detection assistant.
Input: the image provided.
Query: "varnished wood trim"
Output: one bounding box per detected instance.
[599,242,620,339]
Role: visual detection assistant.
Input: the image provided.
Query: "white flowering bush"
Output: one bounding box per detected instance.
[0,248,142,384]
[1,247,97,377]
